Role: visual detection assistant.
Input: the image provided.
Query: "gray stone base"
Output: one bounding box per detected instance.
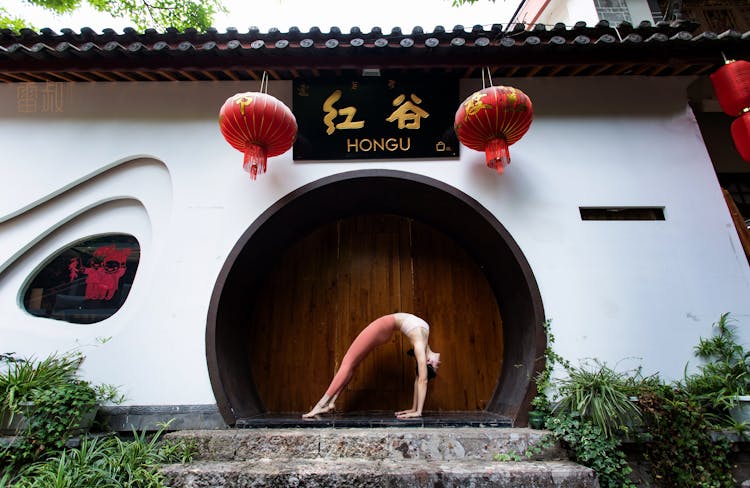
[100,404,226,432]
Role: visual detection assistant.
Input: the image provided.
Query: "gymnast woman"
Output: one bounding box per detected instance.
[302,313,441,419]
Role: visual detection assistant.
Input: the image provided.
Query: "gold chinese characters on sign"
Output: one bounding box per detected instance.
[293,78,458,161]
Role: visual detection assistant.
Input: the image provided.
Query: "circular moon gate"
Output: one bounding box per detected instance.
[207,170,545,424]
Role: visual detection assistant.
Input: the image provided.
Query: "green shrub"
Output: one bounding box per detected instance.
[553,359,643,439]
[9,423,194,488]
[638,384,735,487]
[0,351,122,469]
[546,413,635,488]
[686,312,750,414]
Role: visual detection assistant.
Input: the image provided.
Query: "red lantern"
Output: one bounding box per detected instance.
[454,86,533,173]
[710,59,750,163]
[219,92,297,180]
[732,112,750,162]
[710,60,750,117]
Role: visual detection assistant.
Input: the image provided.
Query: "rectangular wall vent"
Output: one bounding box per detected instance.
[579,207,665,221]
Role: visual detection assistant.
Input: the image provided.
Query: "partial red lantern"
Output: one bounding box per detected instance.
[710,59,750,163]
[219,92,297,180]
[454,86,533,173]
[710,60,750,117]
[732,112,750,162]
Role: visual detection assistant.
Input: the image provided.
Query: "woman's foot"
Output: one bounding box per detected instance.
[302,402,335,418]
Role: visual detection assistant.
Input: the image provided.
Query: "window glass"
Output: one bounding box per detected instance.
[23,235,140,324]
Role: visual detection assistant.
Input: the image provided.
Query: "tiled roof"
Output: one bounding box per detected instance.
[1,20,748,83]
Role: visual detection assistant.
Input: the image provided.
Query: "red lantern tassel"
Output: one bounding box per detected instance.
[243,144,268,180]
[731,111,750,163]
[485,138,511,173]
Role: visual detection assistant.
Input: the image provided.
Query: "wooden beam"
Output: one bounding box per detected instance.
[157,70,179,81]
[505,66,520,76]
[568,64,589,76]
[91,71,118,82]
[110,70,138,81]
[526,65,543,77]
[670,64,692,76]
[136,71,158,81]
[693,63,716,75]
[611,63,636,75]
[3,72,41,82]
[68,71,98,82]
[723,188,750,265]
[201,70,219,81]
[45,71,78,82]
[177,70,198,81]
[588,64,613,76]
[222,69,239,81]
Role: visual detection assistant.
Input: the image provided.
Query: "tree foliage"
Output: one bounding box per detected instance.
[0,0,225,33]
[451,0,496,5]
[0,7,28,31]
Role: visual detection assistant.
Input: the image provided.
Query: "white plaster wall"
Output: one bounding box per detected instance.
[536,0,654,26]
[538,0,599,26]
[0,76,748,406]
[626,0,656,24]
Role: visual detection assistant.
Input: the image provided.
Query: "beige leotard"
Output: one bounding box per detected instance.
[394,313,429,335]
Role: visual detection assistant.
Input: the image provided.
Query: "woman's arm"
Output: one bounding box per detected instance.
[395,377,419,416]
[397,346,428,419]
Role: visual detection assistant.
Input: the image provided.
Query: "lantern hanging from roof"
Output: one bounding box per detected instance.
[732,112,750,162]
[710,59,750,117]
[219,91,297,180]
[710,59,750,163]
[454,85,533,173]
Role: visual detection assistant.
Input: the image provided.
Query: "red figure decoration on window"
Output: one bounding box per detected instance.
[711,59,750,163]
[219,92,298,180]
[69,245,131,300]
[454,86,533,173]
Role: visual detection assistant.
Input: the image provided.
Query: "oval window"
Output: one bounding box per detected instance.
[23,235,140,324]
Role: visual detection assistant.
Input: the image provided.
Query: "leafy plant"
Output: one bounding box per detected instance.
[530,320,570,416]
[546,413,636,488]
[0,351,123,470]
[686,312,750,412]
[8,422,195,488]
[553,359,643,439]
[638,384,735,488]
[0,352,81,418]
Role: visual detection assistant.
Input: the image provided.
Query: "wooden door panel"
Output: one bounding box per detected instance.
[334,215,411,410]
[248,214,503,413]
[410,220,504,411]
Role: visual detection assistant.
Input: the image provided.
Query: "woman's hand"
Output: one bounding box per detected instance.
[394,409,415,416]
[396,410,422,419]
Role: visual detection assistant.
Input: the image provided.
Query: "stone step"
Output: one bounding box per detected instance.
[160,458,600,488]
[165,427,566,462]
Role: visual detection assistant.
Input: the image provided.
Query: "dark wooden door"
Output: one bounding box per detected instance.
[248,213,503,413]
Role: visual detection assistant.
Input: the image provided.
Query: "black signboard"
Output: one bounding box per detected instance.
[293,78,459,161]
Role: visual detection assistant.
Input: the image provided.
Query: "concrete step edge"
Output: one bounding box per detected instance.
[160,459,600,488]
[166,427,565,462]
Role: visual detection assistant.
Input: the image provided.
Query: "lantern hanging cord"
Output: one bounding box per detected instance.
[481,67,494,89]
[260,71,269,94]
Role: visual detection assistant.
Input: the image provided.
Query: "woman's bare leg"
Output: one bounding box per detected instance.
[302,362,354,417]
[302,315,397,418]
